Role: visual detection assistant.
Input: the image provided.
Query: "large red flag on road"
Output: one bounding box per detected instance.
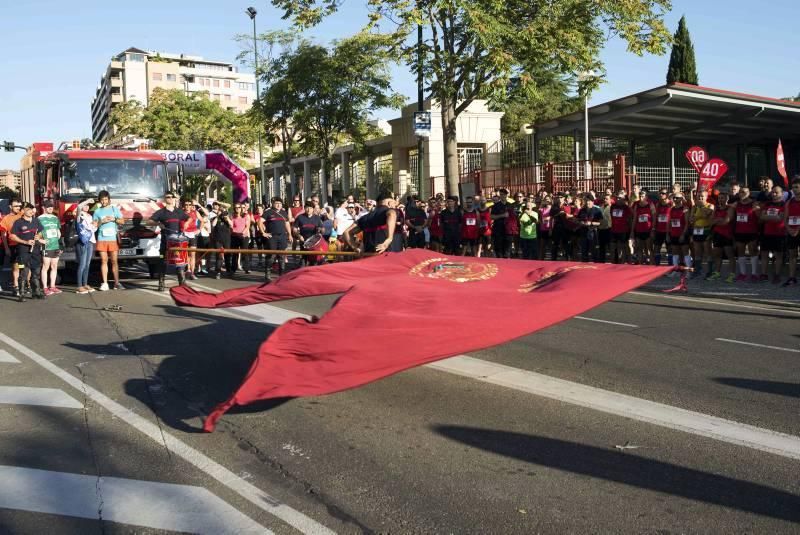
[171,249,669,431]
[777,139,788,187]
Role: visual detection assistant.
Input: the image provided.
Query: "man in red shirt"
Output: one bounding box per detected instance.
[757,186,786,284]
[460,197,480,256]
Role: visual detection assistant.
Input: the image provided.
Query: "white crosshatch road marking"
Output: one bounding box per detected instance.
[0,349,20,363]
[0,386,82,409]
[0,465,268,534]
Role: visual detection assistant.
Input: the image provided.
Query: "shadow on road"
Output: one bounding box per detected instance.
[64,305,291,433]
[434,425,800,523]
[713,377,800,399]
[613,299,799,320]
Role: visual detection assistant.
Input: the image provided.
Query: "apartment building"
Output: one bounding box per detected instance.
[0,169,21,192]
[91,47,257,142]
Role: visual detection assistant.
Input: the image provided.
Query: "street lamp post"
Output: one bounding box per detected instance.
[247,7,266,204]
[578,70,596,184]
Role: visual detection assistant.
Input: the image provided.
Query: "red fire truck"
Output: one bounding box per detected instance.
[20,141,173,276]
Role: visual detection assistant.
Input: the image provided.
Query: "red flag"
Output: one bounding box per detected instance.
[172,250,669,432]
[777,139,788,187]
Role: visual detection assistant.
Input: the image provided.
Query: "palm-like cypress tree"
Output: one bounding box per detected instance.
[666,16,698,85]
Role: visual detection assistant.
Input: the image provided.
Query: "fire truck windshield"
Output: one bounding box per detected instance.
[62,159,167,199]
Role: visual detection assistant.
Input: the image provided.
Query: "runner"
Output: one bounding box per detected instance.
[632,190,655,265]
[708,192,735,282]
[491,189,511,258]
[757,185,786,284]
[784,178,800,287]
[729,187,760,282]
[230,204,252,275]
[180,199,203,280]
[440,196,462,255]
[577,196,602,262]
[9,203,46,302]
[428,198,443,253]
[689,189,714,278]
[477,198,492,257]
[93,190,125,291]
[259,197,293,281]
[597,194,613,263]
[1,199,24,296]
[37,200,62,295]
[537,196,553,260]
[653,188,672,266]
[668,194,691,274]
[609,194,632,264]
[460,196,480,256]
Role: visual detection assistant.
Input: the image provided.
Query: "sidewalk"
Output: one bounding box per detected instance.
[642,273,800,308]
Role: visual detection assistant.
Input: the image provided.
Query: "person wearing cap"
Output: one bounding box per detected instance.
[335,201,358,237]
[343,192,401,254]
[490,188,511,258]
[38,200,62,295]
[259,197,292,280]
[149,191,189,291]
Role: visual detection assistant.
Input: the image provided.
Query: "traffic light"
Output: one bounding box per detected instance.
[3,141,15,152]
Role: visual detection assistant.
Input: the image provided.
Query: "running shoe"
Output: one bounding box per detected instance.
[99,282,110,291]
[186,271,197,280]
[706,271,721,281]
[114,282,126,290]
[782,277,797,287]
[724,273,736,284]
[77,287,90,294]
[51,287,62,295]
[43,288,53,297]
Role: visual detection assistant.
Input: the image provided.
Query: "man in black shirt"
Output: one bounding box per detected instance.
[259,197,293,280]
[149,191,189,291]
[440,196,462,255]
[577,196,603,262]
[10,203,45,301]
[404,196,427,248]
[490,189,510,258]
[293,201,323,266]
[343,192,401,254]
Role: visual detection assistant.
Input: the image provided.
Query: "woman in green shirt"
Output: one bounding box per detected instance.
[38,200,62,295]
[519,199,539,260]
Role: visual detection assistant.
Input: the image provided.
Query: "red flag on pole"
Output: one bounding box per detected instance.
[777,139,788,187]
[171,250,670,432]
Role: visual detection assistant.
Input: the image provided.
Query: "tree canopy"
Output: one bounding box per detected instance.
[666,15,698,85]
[271,0,673,194]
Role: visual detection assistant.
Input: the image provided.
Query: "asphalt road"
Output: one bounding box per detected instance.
[0,260,798,534]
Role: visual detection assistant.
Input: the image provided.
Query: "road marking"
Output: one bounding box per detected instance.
[628,290,800,316]
[427,355,800,461]
[715,338,800,354]
[0,332,333,535]
[0,349,20,363]
[0,465,268,534]
[574,316,638,328]
[146,281,800,459]
[0,386,82,409]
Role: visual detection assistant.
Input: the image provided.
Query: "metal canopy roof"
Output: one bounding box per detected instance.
[534,83,800,144]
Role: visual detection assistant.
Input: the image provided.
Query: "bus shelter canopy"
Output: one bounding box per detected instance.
[534,83,800,145]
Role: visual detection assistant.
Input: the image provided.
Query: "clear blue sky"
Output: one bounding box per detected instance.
[2,0,798,170]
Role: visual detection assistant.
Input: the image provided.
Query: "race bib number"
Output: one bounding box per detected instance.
[788,216,800,226]
[638,215,649,223]
[465,217,476,226]
[101,227,116,237]
[612,209,623,218]
[45,229,59,239]
[766,208,779,217]
[736,213,748,223]
[657,214,668,223]
[693,227,705,236]
[671,219,682,228]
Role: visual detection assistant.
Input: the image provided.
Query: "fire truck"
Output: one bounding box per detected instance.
[20,141,174,276]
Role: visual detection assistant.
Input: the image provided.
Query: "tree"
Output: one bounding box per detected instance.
[666,15,698,85]
[248,33,404,202]
[499,69,580,138]
[271,0,672,194]
[0,186,17,199]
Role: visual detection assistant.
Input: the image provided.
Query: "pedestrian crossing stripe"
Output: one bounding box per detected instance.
[0,349,20,363]
[0,386,82,409]
[0,465,268,534]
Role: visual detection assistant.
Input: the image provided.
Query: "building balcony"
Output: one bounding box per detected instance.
[110,77,123,88]
[111,93,123,103]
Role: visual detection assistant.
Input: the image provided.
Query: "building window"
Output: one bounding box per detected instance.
[213,79,220,88]
[238,96,247,105]
[166,73,176,82]
[224,80,231,88]
[152,72,162,81]
[212,93,221,101]
[128,53,145,62]
[238,82,252,90]
[224,94,231,101]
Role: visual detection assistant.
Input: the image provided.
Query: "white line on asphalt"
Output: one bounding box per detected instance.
[0,332,334,535]
[574,316,638,328]
[715,338,800,354]
[426,355,800,461]
[0,465,268,534]
[0,349,20,363]
[0,386,82,409]
[142,281,800,460]
[628,290,800,316]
